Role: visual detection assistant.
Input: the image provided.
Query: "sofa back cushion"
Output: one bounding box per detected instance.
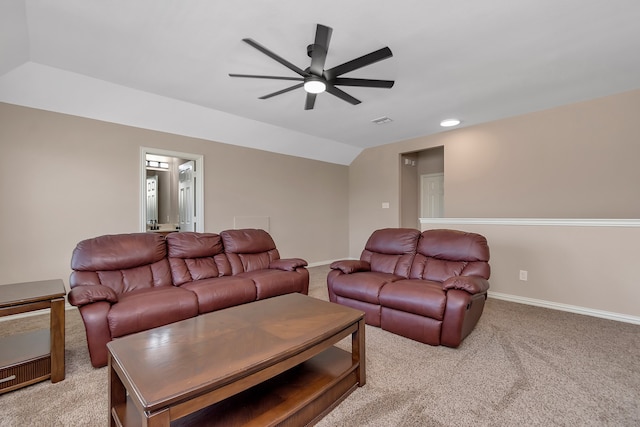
[220,229,280,274]
[410,229,490,282]
[166,232,232,285]
[70,233,172,294]
[360,228,421,277]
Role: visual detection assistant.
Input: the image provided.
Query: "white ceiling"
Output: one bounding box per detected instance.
[2,0,640,165]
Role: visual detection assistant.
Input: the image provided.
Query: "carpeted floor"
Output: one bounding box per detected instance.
[1,265,639,426]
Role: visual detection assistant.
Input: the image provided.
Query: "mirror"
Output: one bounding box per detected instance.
[140,148,205,233]
[145,154,185,231]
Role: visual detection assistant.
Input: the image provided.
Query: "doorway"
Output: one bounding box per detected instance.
[400,146,444,228]
[140,147,204,232]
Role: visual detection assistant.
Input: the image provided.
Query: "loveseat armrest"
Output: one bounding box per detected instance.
[329,260,371,274]
[269,258,308,271]
[443,276,490,295]
[68,285,118,306]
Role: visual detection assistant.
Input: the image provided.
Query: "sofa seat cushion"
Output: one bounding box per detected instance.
[107,286,198,338]
[379,279,446,320]
[330,272,403,305]
[181,276,257,314]
[237,269,306,300]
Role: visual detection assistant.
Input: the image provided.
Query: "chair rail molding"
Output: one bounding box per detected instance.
[419,217,640,325]
[419,218,640,227]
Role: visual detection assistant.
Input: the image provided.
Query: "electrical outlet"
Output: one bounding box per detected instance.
[382,202,390,209]
[519,270,528,281]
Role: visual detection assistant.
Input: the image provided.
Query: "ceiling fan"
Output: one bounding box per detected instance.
[229,24,394,110]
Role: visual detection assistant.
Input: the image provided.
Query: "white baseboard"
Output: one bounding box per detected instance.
[489,291,640,325]
[307,259,349,267]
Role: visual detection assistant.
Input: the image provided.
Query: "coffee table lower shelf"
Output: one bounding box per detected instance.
[112,346,358,427]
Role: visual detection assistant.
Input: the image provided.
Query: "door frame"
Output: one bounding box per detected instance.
[140,147,204,232]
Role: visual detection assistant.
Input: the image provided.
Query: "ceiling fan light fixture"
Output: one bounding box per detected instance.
[304,77,326,94]
[440,118,461,127]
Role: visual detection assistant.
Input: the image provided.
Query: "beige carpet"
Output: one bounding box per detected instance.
[1,265,639,426]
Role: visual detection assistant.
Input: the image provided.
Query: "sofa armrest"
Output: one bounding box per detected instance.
[329,260,371,274]
[68,285,118,306]
[269,258,308,271]
[443,276,490,295]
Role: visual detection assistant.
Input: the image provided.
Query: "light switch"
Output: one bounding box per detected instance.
[382,202,390,209]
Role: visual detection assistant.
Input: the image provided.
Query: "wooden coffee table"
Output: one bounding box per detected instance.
[107,293,365,426]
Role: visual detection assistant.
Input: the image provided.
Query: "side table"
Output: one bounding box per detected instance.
[0,279,66,394]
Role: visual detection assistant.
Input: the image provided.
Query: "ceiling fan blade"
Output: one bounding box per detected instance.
[304,93,317,110]
[229,73,304,81]
[258,83,304,100]
[309,24,332,76]
[333,77,394,88]
[324,47,393,80]
[325,85,361,105]
[229,73,304,82]
[242,38,307,77]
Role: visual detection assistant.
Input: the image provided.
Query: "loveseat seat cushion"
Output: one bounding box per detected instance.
[330,271,403,305]
[107,286,198,338]
[379,279,446,320]
[181,276,257,314]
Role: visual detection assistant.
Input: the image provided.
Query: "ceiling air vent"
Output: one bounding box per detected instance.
[371,116,393,125]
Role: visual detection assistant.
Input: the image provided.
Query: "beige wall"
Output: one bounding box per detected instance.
[349,89,640,255]
[0,103,349,289]
[349,89,640,320]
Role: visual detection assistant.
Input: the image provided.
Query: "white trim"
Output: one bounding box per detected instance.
[489,291,640,325]
[307,259,353,268]
[419,218,640,227]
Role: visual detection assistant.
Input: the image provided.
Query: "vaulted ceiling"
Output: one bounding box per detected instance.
[2,0,640,164]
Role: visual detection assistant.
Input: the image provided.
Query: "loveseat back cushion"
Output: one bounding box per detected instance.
[410,229,490,282]
[166,232,232,285]
[221,229,280,274]
[360,228,420,277]
[70,233,173,295]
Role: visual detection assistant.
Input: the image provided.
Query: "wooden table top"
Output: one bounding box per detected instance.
[107,293,363,411]
[0,279,66,308]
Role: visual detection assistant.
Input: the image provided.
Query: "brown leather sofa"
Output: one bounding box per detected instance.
[68,229,309,367]
[327,228,490,347]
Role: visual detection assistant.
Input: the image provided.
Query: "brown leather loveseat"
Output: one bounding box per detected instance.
[68,228,309,367]
[327,228,490,347]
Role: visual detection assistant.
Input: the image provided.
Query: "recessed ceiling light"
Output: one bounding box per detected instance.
[440,118,461,127]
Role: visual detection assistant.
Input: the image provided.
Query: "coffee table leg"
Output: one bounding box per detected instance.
[353,318,366,387]
[50,296,65,382]
[109,354,126,427]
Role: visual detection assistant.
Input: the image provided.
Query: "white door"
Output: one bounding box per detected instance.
[178,161,196,232]
[420,173,444,218]
[146,176,158,224]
